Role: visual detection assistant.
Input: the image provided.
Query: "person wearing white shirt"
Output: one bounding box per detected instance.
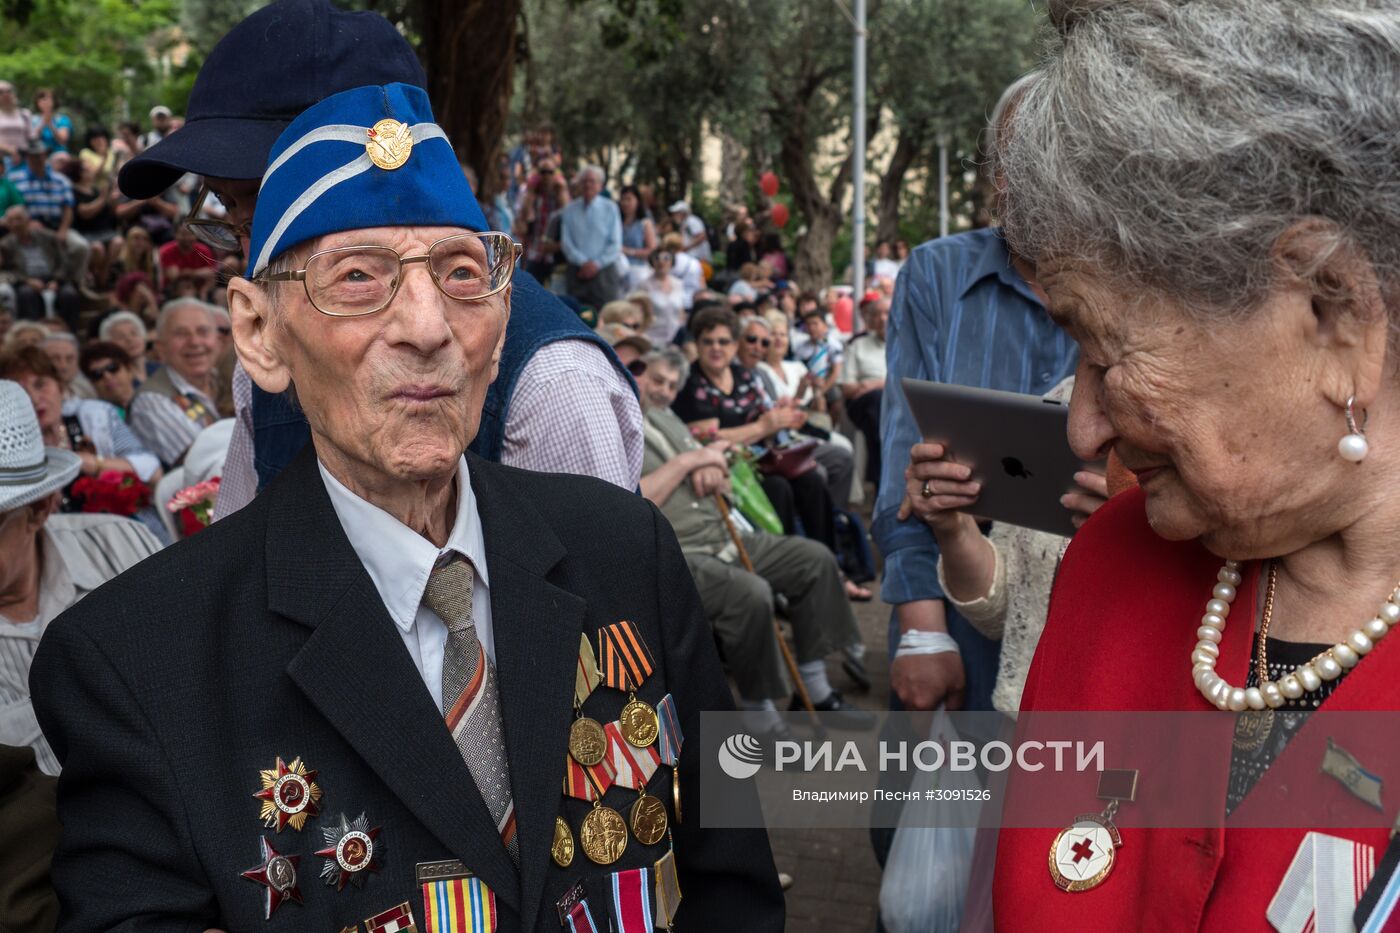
[840,294,889,484]
[668,199,711,264]
[641,249,688,345]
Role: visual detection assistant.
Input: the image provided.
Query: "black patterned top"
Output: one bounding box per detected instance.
[1225,637,1350,814]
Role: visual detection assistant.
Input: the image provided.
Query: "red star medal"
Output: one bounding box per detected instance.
[241,836,303,919]
[316,812,383,890]
[253,756,322,832]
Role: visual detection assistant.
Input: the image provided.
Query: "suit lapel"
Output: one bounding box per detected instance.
[265,447,520,909]
[470,456,585,928]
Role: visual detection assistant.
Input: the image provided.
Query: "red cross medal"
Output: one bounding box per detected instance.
[1048,768,1137,893]
[1048,813,1121,892]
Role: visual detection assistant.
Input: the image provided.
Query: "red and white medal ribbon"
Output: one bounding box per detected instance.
[1268,832,1376,933]
[564,898,601,933]
[608,866,653,933]
[603,721,660,790]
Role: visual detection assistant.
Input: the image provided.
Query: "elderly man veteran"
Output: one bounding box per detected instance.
[638,348,872,737]
[31,83,783,933]
[118,0,641,517]
[127,299,221,467]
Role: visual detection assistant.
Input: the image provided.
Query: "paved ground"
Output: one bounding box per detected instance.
[769,577,891,932]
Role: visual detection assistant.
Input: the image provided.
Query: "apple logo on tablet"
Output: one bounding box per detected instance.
[1002,457,1033,479]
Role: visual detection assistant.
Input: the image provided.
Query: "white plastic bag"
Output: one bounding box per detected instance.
[878,709,982,933]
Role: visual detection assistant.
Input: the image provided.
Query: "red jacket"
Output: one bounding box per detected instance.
[992,488,1400,932]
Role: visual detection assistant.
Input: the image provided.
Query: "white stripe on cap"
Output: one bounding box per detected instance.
[252,123,452,276]
[260,124,369,191]
[254,152,373,276]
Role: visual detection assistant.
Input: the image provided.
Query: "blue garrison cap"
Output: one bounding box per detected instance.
[246,82,487,278]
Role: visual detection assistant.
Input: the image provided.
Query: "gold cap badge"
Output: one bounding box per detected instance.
[366,119,412,170]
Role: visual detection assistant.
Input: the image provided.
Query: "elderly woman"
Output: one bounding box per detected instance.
[641,248,688,345]
[0,345,167,542]
[914,2,1400,927]
[672,304,843,552]
[0,379,160,776]
[98,310,156,377]
[31,82,782,931]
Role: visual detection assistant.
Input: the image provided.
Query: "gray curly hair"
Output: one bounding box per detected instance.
[998,0,1400,316]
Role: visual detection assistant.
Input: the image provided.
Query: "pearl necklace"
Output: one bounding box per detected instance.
[1192,560,1400,711]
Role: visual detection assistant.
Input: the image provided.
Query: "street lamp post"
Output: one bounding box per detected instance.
[852,0,867,323]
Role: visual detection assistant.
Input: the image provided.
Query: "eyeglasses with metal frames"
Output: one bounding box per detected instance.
[185,184,251,252]
[254,232,521,318]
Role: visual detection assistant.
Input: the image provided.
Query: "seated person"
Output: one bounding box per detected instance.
[839,293,888,484]
[0,205,79,328]
[737,312,856,512]
[671,305,837,551]
[79,341,139,416]
[128,298,221,467]
[1,346,167,542]
[793,302,843,413]
[156,222,217,301]
[97,311,157,378]
[39,332,95,400]
[639,349,871,732]
[0,379,161,776]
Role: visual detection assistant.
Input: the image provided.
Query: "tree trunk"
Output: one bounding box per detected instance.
[876,121,925,244]
[416,0,521,201]
[719,130,747,213]
[792,205,842,293]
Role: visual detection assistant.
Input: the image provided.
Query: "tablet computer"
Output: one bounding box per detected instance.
[901,377,1099,538]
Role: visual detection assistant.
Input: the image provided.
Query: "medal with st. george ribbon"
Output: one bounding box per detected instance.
[598,621,660,748]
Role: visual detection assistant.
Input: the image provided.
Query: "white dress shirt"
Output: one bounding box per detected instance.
[319,456,493,712]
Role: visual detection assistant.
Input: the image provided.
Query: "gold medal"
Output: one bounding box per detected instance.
[580,803,628,865]
[620,695,660,748]
[551,816,575,868]
[569,717,608,767]
[672,764,682,825]
[629,793,668,846]
[366,119,413,170]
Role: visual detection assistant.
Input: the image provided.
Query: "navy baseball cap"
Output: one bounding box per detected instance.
[118,0,426,200]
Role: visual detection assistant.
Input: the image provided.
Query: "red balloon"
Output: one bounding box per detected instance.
[770,203,790,228]
[760,171,780,197]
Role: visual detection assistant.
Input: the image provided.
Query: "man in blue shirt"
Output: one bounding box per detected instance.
[559,164,624,309]
[7,142,87,288]
[873,225,1079,713]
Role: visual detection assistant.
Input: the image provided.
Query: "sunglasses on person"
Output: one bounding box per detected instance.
[744,334,772,349]
[698,336,733,349]
[85,361,123,381]
[626,358,647,376]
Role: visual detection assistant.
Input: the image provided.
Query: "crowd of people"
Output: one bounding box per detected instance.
[6,0,1400,930]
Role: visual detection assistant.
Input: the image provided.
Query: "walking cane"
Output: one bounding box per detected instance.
[713,493,824,732]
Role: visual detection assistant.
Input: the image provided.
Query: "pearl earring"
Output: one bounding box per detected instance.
[1338,395,1369,463]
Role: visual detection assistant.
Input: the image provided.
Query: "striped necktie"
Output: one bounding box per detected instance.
[423,557,519,862]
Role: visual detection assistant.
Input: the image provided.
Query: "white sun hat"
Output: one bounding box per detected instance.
[0,380,81,514]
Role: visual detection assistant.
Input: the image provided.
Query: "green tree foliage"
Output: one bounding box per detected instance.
[871,0,1043,241]
[0,0,188,127]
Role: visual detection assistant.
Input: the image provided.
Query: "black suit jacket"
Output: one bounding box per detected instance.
[31,447,783,932]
